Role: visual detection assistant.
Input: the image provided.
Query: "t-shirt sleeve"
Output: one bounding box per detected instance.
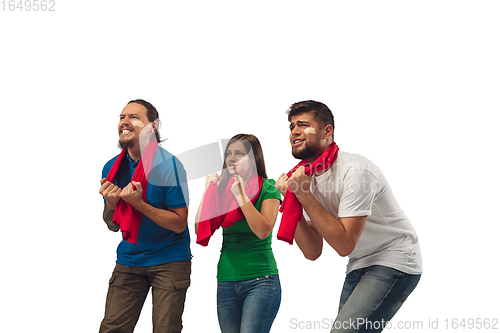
[338,168,379,217]
[163,156,189,209]
[261,179,283,204]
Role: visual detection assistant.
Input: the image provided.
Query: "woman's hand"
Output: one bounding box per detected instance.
[230,174,248,205]
[205,173,222,190]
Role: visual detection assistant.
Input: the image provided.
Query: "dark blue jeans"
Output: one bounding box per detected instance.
[217,274,281,333]
[331,265,421,333]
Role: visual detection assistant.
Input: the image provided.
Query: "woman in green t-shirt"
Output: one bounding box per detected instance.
[195,134,282,333]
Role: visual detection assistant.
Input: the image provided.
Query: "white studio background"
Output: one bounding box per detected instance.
[1,1,499,332]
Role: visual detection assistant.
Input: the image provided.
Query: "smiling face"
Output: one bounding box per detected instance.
[225,140,255,179]
[289,112,332,163]
[118,102,151,150]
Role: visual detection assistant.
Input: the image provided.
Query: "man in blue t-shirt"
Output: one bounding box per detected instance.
[98,99,191,333]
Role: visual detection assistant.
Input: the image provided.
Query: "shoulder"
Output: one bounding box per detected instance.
[149,147,188,186]
[263,178,276,186]
[162,146,185,165]
[262,178,277,191]
[334,151,382,180]
[102,153,121,176]
[153,147,186,173]
[260,178,282,202]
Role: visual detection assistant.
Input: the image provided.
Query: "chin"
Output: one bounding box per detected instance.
[118,139,134,150]
[292,147,314,160]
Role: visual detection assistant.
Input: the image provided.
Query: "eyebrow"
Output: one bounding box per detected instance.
[290,120,310,129]
[120,113,139,118]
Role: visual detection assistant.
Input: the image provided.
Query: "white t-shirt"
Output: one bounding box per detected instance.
[303,151,423,275]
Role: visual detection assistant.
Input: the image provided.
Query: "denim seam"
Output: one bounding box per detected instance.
[104,274,116,319]
[401,275,416,303]
[256,275,276,332]
[365,270,403,323]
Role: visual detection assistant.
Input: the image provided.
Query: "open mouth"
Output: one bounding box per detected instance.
[228,164,239,173]
[120,127,133,136]
[292,139,305,147]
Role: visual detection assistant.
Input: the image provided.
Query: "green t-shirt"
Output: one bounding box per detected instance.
[217,178,282,281]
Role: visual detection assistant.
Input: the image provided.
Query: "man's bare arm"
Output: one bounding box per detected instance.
[294,217,324,260]
[299,194,366,257]
[103,204,119,232]
[289,166,367,257]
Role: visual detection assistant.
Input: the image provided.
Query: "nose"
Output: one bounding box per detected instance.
[119,115,132,127]
[291,125,301,137]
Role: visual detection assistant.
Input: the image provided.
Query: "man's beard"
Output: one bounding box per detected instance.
[292,142,317,160]
[118,137,135,150]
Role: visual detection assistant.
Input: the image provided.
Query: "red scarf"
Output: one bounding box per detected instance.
[197,174,263,246]
[277,143,339,244]
[106,140,158,245]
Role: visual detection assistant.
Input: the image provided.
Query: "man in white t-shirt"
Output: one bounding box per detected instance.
[276,100,422,333]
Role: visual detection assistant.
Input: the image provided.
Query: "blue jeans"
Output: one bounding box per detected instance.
[331,265,421,333]
[217,274,281,333]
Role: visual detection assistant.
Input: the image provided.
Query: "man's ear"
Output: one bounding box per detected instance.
[152,120,158,132]
[323,124,334,141]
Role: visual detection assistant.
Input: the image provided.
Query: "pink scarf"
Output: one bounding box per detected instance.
[277,143,339,244]
[197,174,263,246]
[106,140,158,245]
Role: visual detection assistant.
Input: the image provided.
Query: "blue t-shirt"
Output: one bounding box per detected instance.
[102,147,191,267]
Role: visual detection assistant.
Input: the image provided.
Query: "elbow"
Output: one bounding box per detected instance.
[172,218,188,233]
[175,222,187,233]
[255,229,272,240]
[108,225,120,232]
[303,248,322,261]
[175,225,187,233]
[337,251,351,258]
[336,245,355,258]
[253,223,274,240]
[304,252,321,261]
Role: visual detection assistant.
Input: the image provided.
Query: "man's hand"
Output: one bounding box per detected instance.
[120,181,144,207]
[276,172,290,196]
[99,178,122,210]
[288,166,312,200]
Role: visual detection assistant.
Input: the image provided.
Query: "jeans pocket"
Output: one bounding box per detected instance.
[173,279,191,291]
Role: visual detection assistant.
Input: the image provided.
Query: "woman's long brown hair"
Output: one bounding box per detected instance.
[219,134,268,193]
